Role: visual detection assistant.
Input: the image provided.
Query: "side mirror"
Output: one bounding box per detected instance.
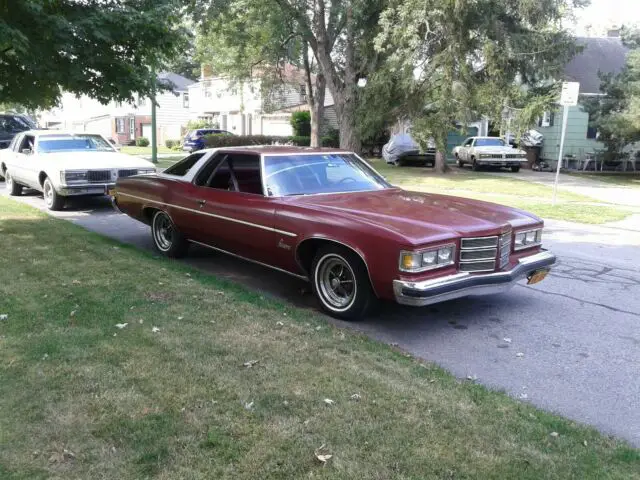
[21,148,32,155]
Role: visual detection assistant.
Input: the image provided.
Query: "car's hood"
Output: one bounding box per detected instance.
[291,189,541,246]
[473,146,525,155]
[39,151,155,170]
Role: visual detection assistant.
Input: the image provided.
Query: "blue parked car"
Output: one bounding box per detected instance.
[182,128,234,152]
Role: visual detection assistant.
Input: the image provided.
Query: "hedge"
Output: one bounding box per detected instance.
[202,134,341,149]
[135,137,150,147]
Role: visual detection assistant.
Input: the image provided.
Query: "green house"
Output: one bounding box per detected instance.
[537,35,629,164]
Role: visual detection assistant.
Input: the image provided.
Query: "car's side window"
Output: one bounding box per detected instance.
[464,138,473,147]
[164,152,206,176]
[195,153,263,194]
[19,135,35,153]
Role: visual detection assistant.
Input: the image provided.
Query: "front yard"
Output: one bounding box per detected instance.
[1,196,638,479]
[372,161,633,224]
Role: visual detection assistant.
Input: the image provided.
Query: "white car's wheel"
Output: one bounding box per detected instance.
[5,171,23,196]
[455,154,464,168]
[43,177,65,210]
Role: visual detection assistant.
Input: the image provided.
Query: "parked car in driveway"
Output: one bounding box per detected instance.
[453,136,527,172]
[1,131,156,210]
[0,114,37,180]
[182,128,234,153]
[112,146,555,319]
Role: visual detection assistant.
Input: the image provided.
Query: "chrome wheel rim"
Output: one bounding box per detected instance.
[5,172,12,189]
[44,181,53,206]
[153,213,173,251]
[316,254,356,311]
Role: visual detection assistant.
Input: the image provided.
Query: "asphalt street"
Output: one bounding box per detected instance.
[2,185,640,447]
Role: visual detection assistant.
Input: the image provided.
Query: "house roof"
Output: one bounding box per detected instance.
[157,72,196,92]
[564,37,629,94]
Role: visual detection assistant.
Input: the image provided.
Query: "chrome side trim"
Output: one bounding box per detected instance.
[116,192,297,238]
[189,240,309,281]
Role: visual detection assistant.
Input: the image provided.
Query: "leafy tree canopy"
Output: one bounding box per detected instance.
[0,0,188,109]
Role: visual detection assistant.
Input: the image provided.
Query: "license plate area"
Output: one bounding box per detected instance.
[527,268,549,285]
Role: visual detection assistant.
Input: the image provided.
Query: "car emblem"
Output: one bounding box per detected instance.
[278,239,291,250]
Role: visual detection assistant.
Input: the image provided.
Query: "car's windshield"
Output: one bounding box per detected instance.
[474,138,505,147]
[37,135,115,153]
[264,153,390,196]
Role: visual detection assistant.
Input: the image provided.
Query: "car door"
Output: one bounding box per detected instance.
[182,152,278,265]
[461,138,473,161]
[10,134,36,186]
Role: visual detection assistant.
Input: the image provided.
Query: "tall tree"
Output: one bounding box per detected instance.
[194,1,327,146]
[375,0,583,172]
[0,0,187,109]
[583,27,640,157]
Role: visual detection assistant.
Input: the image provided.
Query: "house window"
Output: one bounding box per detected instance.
[539,111,554,128]
[115,118,125,134]
[300,84,307,100]
[138,95,146,107]
[130,117,135,134]
[586,112,597,139]
[183,92,189,109]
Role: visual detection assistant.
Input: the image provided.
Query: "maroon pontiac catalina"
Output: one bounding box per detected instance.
[113,146,556,319]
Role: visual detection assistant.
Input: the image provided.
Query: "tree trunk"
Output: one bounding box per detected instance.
[334,93,361,152]
[434,150,449,173]
[309,73,325,147]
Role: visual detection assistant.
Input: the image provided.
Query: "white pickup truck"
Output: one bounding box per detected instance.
[452,136,527,172]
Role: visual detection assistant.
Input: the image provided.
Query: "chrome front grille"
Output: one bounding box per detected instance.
[118,169,138,178]
[499,233,512,269]
[504,154,521,159]
[87,170,112,183]
[459,236,498,272]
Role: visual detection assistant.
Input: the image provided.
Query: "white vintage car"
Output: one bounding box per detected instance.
[452,136,527,172]
[0,130,155,210]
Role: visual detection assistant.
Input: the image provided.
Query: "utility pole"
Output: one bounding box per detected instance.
[151,66,157,164]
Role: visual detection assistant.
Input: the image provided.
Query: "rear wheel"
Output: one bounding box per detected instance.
[455,154,464,168]
[311,245,375,320]
[5,171,23,196]
[43,177,65,210]
[511,166,521,173]
[151,210,189,258]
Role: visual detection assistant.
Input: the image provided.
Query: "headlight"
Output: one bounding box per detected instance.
[137,168,156,175]
[479,154,494,159]
[62,170,88,184]
[399,244,456,273]
[514,228,543,250]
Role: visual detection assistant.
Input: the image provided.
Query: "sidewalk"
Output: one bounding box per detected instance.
[490,170,640,208]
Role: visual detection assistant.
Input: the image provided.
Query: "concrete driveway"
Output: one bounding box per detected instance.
[2,185,640,447]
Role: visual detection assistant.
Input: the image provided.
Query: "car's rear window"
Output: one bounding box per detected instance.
[164,152,206,176]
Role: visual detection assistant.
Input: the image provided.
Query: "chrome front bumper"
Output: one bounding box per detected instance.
[393,250,556,307]
[59,183,115,196]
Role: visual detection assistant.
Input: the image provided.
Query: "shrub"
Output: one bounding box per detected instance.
[321,128,340,148]
[185,119,220,132]
[288,136,311,146]
[165,139,177,149]
[136,137,150,147]
[290,111,311,136]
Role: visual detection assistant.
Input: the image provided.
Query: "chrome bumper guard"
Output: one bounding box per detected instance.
[393,250,556,307]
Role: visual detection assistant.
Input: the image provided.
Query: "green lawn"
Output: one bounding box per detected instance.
[372,161,632,224]
[120,145,176,155]
[0,196,638,479]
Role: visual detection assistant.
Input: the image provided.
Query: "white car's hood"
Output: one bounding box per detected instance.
[41,151,155,170]
[474,146,526,155]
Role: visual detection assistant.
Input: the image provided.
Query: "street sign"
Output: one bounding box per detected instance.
[553,81,580,204]
[560,82,580,107]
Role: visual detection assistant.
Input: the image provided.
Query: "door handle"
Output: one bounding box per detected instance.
[197,199,206,207]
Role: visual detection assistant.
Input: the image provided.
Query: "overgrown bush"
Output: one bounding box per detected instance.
[136,137,150,147]
[185,119,220,132]
[202,134,312,148]
[165,139,178,149]
[290,111,311,136]
[321,128,340,148]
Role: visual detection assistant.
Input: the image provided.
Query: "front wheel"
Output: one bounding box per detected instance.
[511,166,521,173]
[151,210,189,258]
[471,158,480,171]
[43,177,65,210]
[455,154,464,168]
[311,246,375,320]
[5,171,23,196]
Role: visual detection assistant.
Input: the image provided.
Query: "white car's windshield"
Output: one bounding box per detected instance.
[474,138,505,147]
[264,153,390,196]
[37,135,115,153]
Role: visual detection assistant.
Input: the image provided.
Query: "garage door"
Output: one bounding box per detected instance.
[142,123,152,139]
[262,117,293,137]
